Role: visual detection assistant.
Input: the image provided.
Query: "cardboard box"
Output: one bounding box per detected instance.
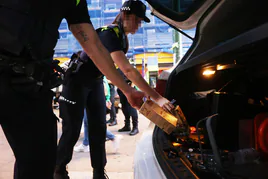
[139,99,178,134]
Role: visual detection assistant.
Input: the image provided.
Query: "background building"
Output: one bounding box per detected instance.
[54,0,195,86]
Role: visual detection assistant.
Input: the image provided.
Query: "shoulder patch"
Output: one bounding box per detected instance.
[100,26,121,38]
[112,27,120,38]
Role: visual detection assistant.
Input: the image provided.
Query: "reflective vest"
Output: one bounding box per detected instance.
[96,24,128,54]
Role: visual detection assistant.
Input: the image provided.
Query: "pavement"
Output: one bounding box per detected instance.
[0,108,150,179]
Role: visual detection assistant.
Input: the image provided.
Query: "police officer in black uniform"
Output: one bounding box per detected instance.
[0,0,147,178]
[54,1,174,179]
[55,50,110,179]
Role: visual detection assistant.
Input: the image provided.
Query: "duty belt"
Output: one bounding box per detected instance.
[0,52,64,83]
[0,53,29,66]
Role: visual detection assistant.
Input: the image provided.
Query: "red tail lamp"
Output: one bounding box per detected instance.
[254,113,268,154]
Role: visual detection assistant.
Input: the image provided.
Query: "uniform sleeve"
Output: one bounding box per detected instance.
[98,30,123,53]
[65,0,92,25]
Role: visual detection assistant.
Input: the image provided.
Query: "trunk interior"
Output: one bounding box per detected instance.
[153,31,268,179]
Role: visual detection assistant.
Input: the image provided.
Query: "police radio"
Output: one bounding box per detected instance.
[63,53,85,84]
[67,53,82,73]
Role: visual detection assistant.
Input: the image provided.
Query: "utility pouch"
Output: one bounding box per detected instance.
[10,62,47,94]
[10,74,42,94]
[9,59,64,94]
[50,71,63,89]
[63,62,81,85]
[67,53,85,74]
[63,54,84,84]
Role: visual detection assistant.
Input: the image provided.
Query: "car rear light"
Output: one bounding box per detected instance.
[202,69,216,77]
[254,113,268,155]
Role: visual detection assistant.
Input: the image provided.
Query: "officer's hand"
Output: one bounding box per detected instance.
[125,89,145,109]
[155,97,175,113]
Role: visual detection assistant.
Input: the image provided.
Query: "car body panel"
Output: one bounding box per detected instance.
[134,122,167,179]
[147,0,215,30]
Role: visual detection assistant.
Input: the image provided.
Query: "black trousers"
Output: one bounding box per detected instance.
[117,89,138,121]
[109,84,116,119]
[56,76,107,170]
[0,70,57,179]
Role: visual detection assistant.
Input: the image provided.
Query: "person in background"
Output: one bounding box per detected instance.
[106,79,118,126]
[103,76,123,153]
[117,84,139,135]
[74,109,123,154]
[117,59,139,135]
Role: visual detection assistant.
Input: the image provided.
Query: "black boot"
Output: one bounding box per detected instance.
[93,169,109,179]
[106,118,113,124]
[108,119,117,126]
[129,117,139,136]
[54,166,70,179]
[118,118,131,132]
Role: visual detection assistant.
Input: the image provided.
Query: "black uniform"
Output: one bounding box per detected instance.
[117,69,139,135]
[56,25,128,176]
[0,0,91,179]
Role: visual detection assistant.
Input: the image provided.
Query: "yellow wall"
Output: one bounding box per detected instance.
[134,52,174,73]
[54,57,70,65]
[134,52,173,64]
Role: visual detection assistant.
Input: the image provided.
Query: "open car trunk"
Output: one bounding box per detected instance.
[149,0,268,178]
[153,36,268,179]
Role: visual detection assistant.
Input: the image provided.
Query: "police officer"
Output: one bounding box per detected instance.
[54,1,174,179]
[0,0,147,178]
[106,79,118,126]
[55,50,111,179]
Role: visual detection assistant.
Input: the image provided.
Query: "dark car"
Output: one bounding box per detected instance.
[134,0,268,179]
